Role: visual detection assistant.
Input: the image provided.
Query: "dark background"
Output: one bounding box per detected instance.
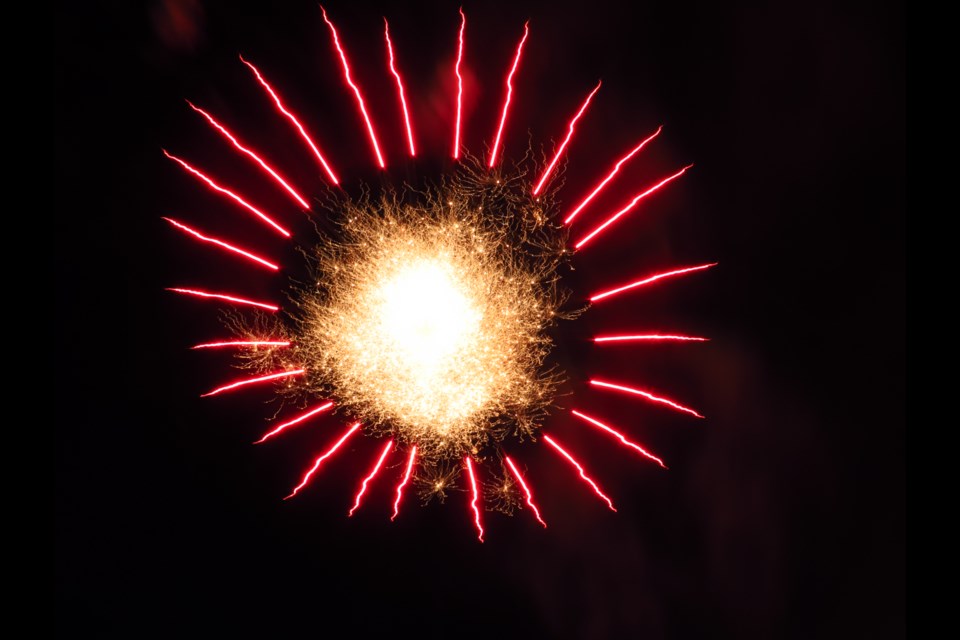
[57,1,904,637]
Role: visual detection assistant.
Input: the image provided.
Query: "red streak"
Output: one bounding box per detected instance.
[452,8,466,159]
[391,446,417,521]
[185,101,309,209]
[594,334,708,343]
[162,218,279,270]
[284,422,361,499]
[590,379,704,418]
[532,81,601,196]
[574,165,692,249]
[166,288,279,311]
[488,22,529,168]
[384,19,416,157]
[542,434,616,511]
[564,126,662,225]
[254,401,335,444]
[201,369,305,398]
[589,263,717,302]
[464,456,484,542]
[321,7,386,168]
[349,440,394,516]
[191,340,290,349]
[239,55,339,184]
[504,456,546,527]
[571,409,667,468]
[162,151,290,237]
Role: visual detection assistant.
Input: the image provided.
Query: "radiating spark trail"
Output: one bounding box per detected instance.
[349,440,394,516]
[464,456,484,542]
[542,434,616,511]
[321,7,386,168]
[532,81,601,196]
[284,422,361,499]
[571,409,667,468]
[391,446,417,521]
[162,218,279,271]
[574,164,692,249]
[185,101,310,209]
[488,22,529,168]
[384,19,416,157]
[166,288,279,311]
[191,340,291,349]
[201,369,306,398]
[504,456,546,527]
[590,379,704,418]
[239,55,339,184]
[589,263,717,302]
[564,126,662,224]
[254,401,335,444]
[594,334,709,343]
[162,151,291,237]
[452,8,466,159]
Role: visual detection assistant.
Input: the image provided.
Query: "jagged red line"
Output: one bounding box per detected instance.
[239,55,339,184]
[166,288,279,311]
[391,446,417,521]
[464,456,484,542]
[162,150,290,237]
[571,409,667,468]
[564,126,662,225]
[321,7,386,168]
[504,456,546,527]
[574,164,693,249]
[284,422,361,499]
[532,81,601,196]
[384,19,416,157]
[542,434,616,511]
[162,217,279,270]
[594,334,708,343]
[589,263,717,302]
[254,401,335,444]
[185,101,309,209]
[349,440,394,516]
[590,378,704,418]
[488,22,529,168]
[191,340,291,349]
[201,369,305,398]
[452,8,466,159]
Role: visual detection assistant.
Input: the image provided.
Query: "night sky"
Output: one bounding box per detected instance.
[57,1,904,637]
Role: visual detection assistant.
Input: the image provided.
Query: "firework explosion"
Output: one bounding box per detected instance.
[164,6,714,540]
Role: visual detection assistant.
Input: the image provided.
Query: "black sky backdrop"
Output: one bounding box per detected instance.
[57,1,905,637]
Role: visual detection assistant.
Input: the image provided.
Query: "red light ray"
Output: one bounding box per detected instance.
[504,456,546,527]
[166,288,279,311]
[542,434,616,511]
[162,217,279,271]
[349,440,394,516]
[391,446,417,521]
[464,456,485,542]
[239,55,339,184]
[589,262,717,303]
[284,422,361,499]
[201,369,305,398]
[590,379,704,419]
[571,409,666,468]
[162,150,291,237]
[487,22,529,168]
[254,401,335,444]
[532,81,601,196]
[384,18,416,157]
[594,333,708,343]
[191,340,291,349]
[574,164,692,249]
[185,101,310,209]
[563,126,662,225]
[452,8,466,159]
[321,7,386,168]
